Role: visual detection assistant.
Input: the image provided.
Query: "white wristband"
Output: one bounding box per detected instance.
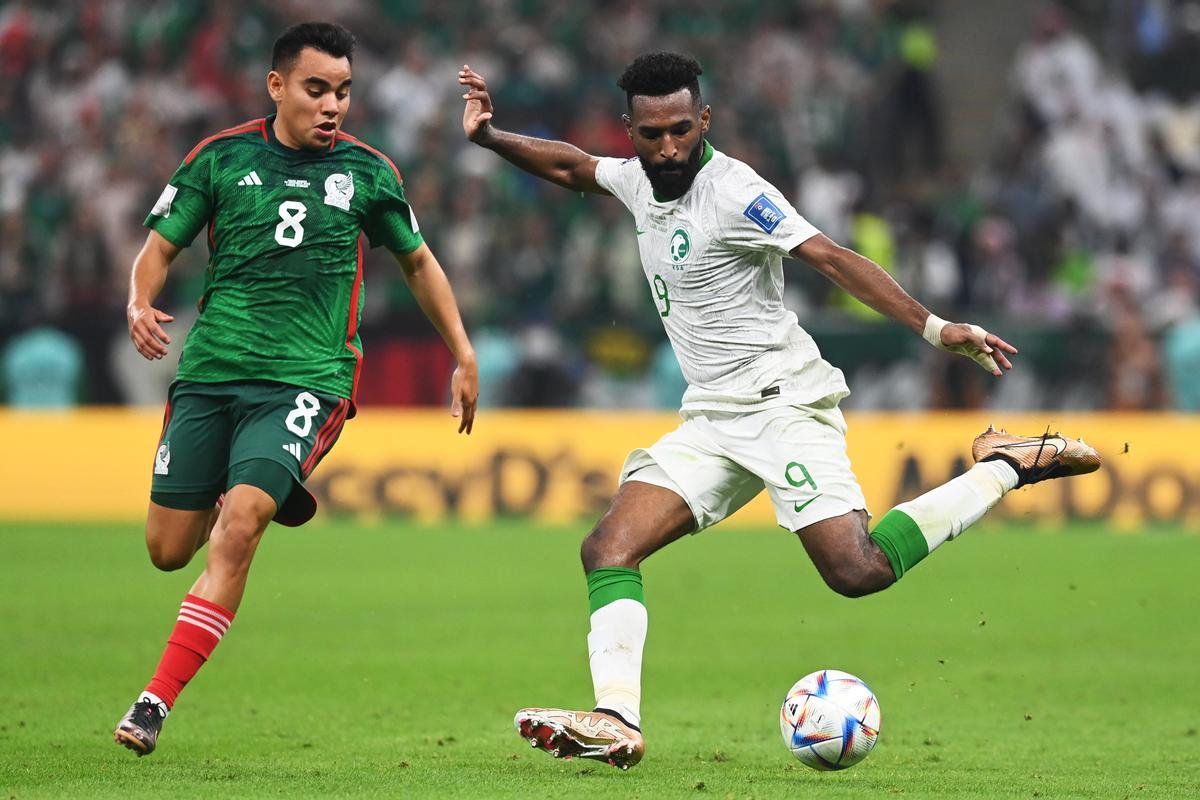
[922,313,1000,373]
[923,313,948,349]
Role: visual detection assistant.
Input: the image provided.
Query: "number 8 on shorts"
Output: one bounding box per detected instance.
[285,392,321,437]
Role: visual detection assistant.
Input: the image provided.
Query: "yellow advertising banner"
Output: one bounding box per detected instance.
[1,410,1197,529]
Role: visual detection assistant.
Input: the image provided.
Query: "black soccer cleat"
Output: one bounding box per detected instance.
[113,696,167,757]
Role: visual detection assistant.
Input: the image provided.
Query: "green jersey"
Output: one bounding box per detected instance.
[145,115,423,408]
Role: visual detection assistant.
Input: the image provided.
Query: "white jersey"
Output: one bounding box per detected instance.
[594,143,849,413]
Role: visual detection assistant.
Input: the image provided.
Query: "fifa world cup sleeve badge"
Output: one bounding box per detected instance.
[743,192,785,233]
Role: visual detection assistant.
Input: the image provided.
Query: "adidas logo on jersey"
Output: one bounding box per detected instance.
[237,171,263,186]
[282,442,302,461]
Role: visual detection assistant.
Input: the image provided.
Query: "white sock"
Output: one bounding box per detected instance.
[140,691,170,717]
[893,459,1018,554]
[587,598,646,729]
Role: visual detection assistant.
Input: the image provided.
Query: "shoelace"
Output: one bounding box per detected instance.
[129,699,165,727]
[1011,433,1055,484]
[1030,433,1051,471]
[993,432,1056,486]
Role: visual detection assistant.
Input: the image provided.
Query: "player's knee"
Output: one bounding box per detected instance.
[819,560,892,599]
[208,506,267,564]
[213,513,263,551]
[146,536,192,572]
[580,524,637,572]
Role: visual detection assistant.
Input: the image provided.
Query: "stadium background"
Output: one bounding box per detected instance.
[2,1,1198,798]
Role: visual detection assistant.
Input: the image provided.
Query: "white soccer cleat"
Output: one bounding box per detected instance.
[515,707,644,770]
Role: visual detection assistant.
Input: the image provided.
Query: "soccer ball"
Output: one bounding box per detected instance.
[780,669,881,770]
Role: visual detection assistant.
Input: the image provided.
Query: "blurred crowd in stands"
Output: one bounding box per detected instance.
[1,0,1198,410]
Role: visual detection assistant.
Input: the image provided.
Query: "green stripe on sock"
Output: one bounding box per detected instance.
[869,509,929,580]
[587,567,644,613]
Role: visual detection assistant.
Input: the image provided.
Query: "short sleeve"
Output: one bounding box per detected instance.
[594,156,640,211]
[144,148,214,248]
[362,168,424,254]
[715,171,820,257]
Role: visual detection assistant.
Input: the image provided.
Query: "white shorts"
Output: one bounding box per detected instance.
[620,403,868,532]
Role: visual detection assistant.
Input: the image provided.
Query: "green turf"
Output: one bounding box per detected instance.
[1,519,1197,799]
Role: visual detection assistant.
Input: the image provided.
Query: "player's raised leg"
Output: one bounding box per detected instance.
[114,482,277,756]
[516,479,695,770]
[801,428,1101,594]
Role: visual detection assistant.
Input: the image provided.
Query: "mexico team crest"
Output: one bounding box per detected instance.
[154,442,171,476]
[324,172,354,211]
[669,227,691,265]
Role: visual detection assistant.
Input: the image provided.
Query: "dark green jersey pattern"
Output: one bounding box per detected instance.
[145,116,423,407]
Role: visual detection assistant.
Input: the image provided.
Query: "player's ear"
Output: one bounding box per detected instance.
[700,105,711,133]
[622,113,633,139]
[267,70,285,103]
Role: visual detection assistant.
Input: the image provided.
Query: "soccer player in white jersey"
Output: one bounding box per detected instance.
[460,53,1100,770]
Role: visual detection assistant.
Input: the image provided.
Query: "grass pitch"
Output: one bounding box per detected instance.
[1,519,1197,799]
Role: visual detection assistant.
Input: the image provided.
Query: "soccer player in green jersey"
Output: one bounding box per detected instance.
[113,22,478,756]
[460,54,1100,770]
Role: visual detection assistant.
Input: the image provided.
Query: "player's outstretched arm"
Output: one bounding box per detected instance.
[794,233,1017,376]
[459,65,609,195]
[127,230,180,360]
[391,243,479,434]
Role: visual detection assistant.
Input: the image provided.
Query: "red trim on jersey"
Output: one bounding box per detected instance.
[302,398,349,478]
[158,399,173,442]
[335,131,403,183]
[344,235,365,409]
[184,119,266,165]
[259,117,268,142]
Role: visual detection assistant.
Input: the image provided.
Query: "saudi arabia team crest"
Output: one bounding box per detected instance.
[669,227,691,266]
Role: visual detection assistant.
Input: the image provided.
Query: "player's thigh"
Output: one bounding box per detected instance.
[583,479,697,569]
[147,382,233,557]
[617,415,763,536]
[227,383,350,521]
[729,403,868,533]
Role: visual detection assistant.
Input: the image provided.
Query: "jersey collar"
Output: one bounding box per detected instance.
[651,139,715,203]
[265,114,339,158]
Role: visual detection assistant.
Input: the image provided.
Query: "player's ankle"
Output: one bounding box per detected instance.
[594,705,641,732]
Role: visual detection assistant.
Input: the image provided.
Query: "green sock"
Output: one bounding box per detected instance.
[586,567,644,613]
[870,460,1018,580]
[869,509,929,580]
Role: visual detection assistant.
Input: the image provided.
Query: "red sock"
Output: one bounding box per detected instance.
[144,594,234,709]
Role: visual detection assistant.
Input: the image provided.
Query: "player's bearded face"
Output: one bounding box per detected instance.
[637,134,705,198]
[269,47,352,150]
[626,90,710,199]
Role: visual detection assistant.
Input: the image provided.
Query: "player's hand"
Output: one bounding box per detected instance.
[937,321,1017,377]
[127,302,174,360]
[450,357,478,434]
[458,65,495,143]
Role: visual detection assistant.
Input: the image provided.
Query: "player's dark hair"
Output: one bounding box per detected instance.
[271,22,356,72]
[617,52,703,109]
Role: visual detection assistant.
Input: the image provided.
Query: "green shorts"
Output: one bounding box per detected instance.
[150,380,350,526]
